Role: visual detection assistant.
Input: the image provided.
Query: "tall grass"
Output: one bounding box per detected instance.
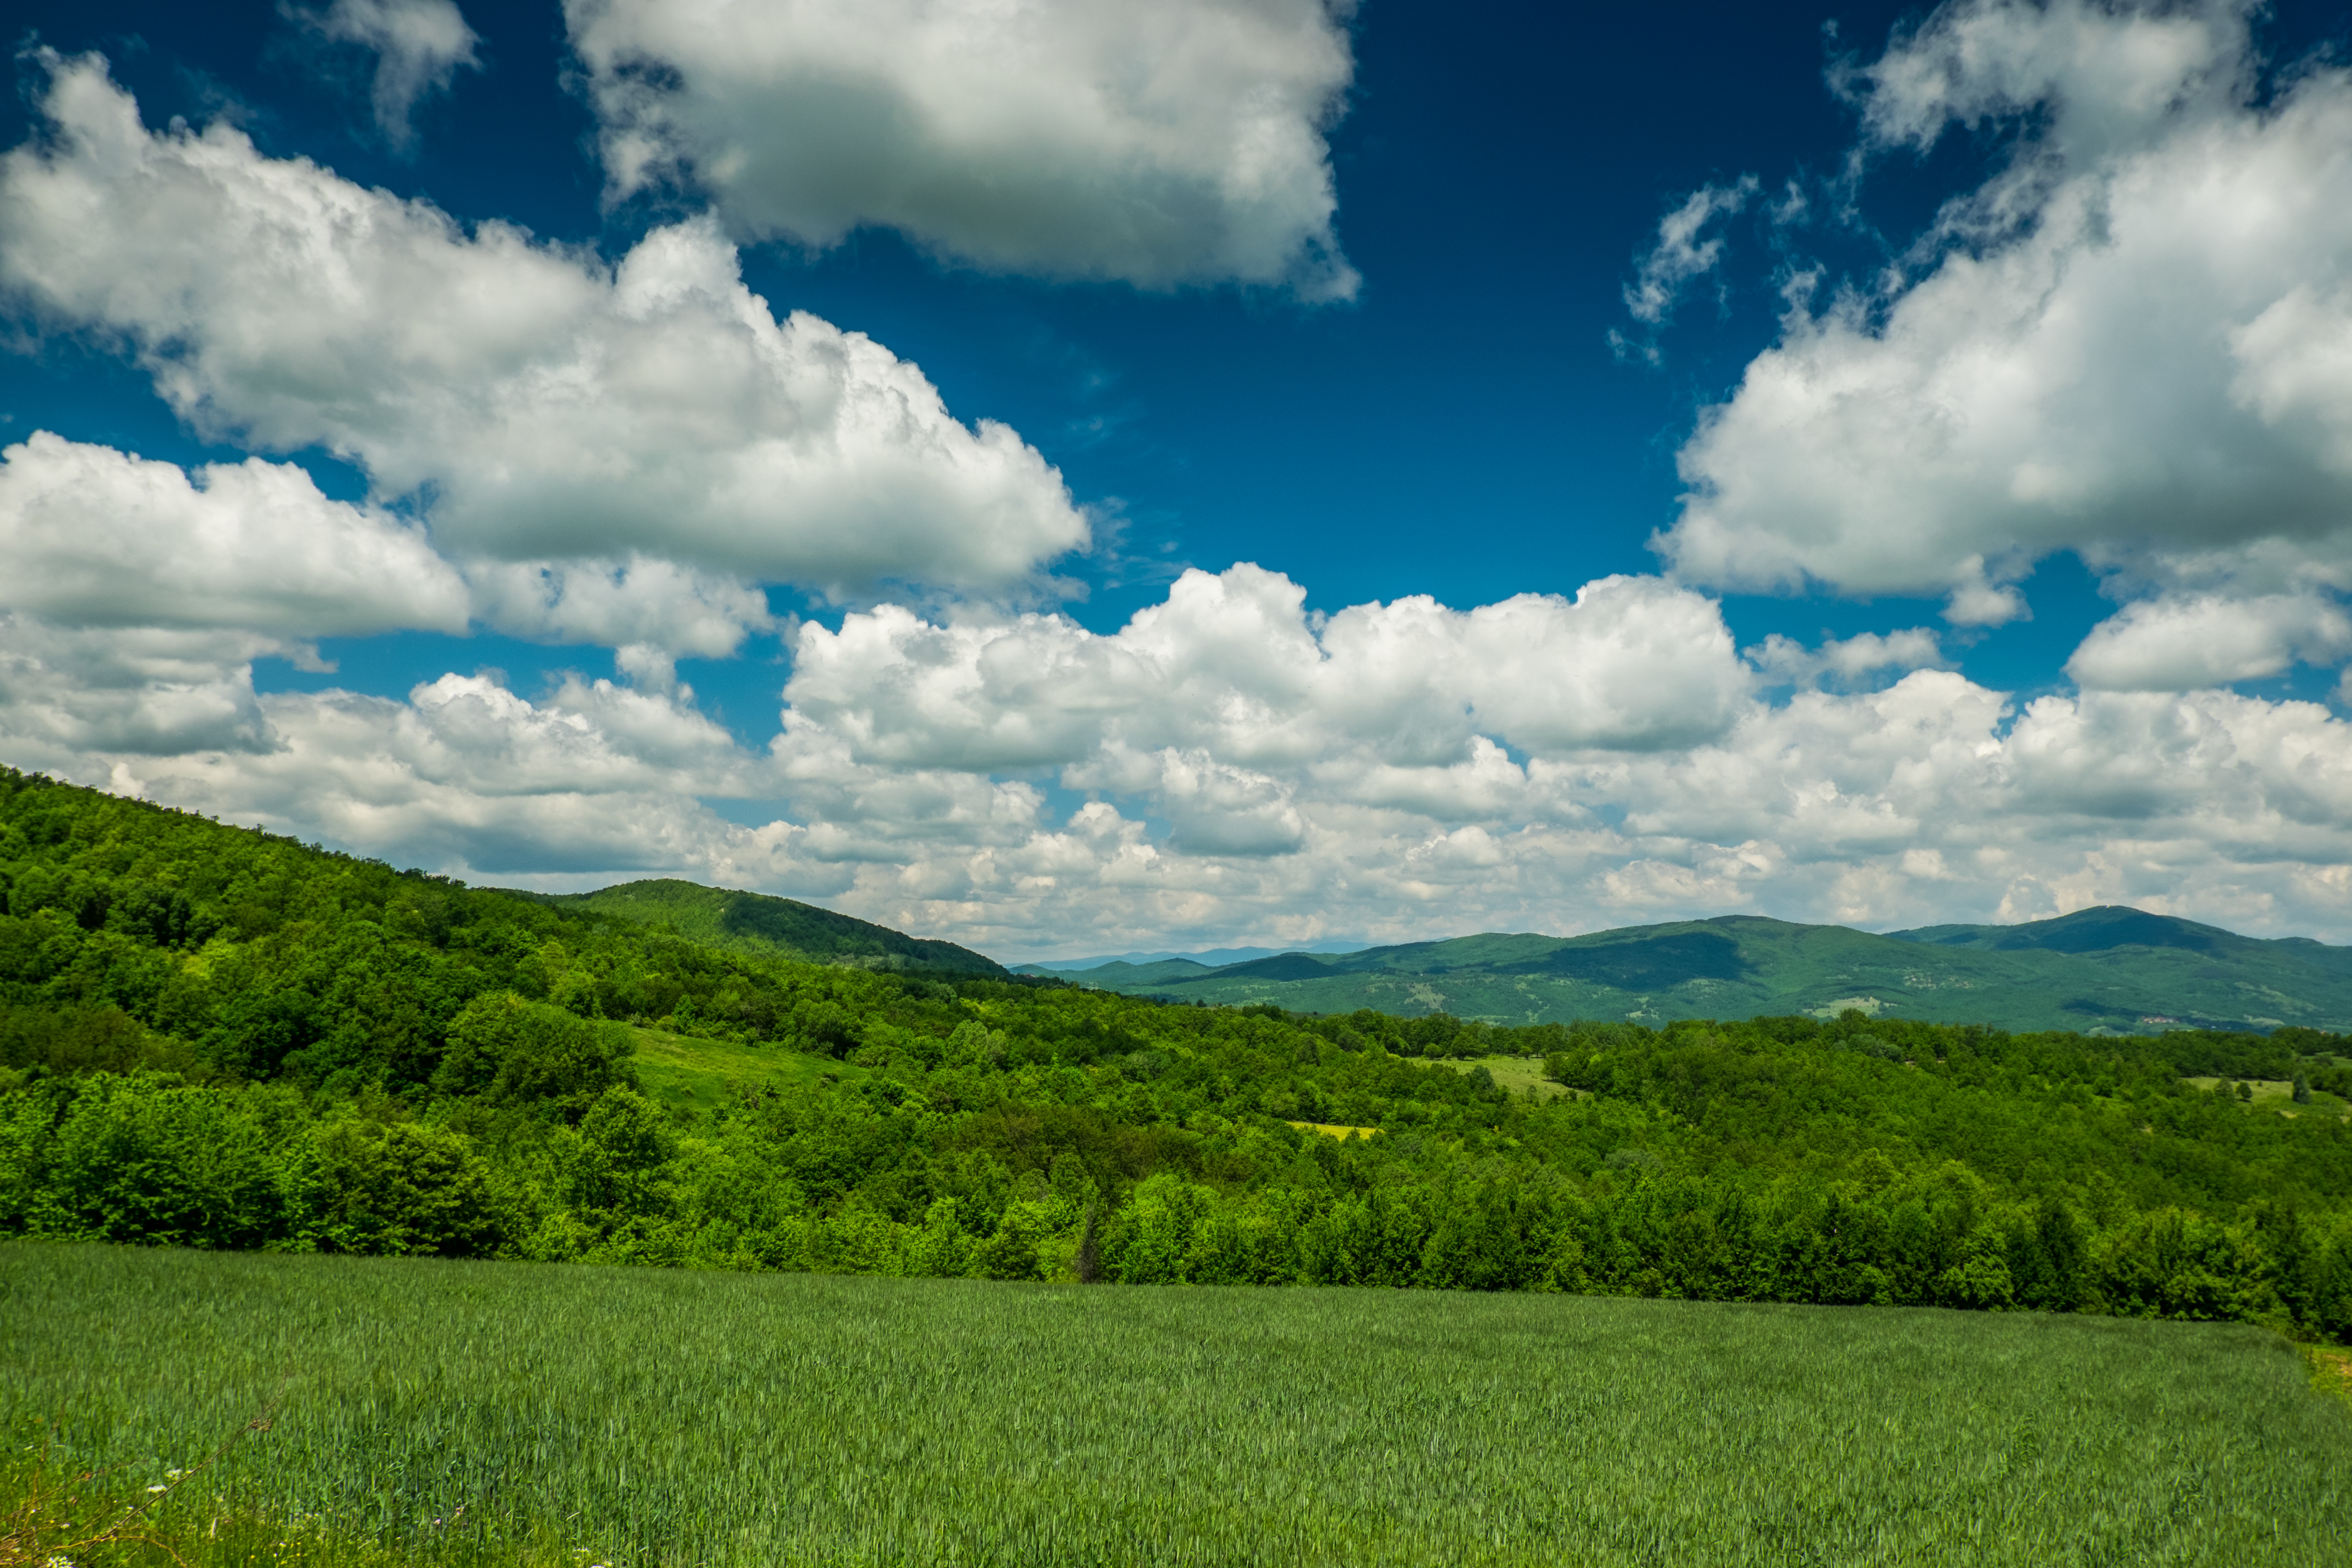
[4,1241,2348,1566]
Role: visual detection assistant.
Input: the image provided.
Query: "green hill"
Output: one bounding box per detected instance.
[537,879,1007,977]
[1061,908,2352,1034]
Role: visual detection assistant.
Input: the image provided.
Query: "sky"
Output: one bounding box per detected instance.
[4,0,2352,960]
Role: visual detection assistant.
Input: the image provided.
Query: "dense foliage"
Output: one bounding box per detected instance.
[3,766,2350,1341]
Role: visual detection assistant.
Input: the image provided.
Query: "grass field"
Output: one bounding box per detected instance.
[1436,1054,1577,1099]
[2182,1076,2352,1117]
[7,1245,2350,1566]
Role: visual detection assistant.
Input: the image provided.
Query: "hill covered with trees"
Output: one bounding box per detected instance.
[1,766,2349,1343]
[1029,911,2352,1034]
[532,879,1005,976]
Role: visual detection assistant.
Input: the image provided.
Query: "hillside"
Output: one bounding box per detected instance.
[1054,909,2352,1034]
[2,763,2351,1350]
[539,879,1006,976]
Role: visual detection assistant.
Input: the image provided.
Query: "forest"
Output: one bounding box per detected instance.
[2,764,2349,1342]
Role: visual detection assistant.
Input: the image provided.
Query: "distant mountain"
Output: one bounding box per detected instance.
[1014,943,1369,974]
[541,880,1008,977]
[1054,907,2352,1034]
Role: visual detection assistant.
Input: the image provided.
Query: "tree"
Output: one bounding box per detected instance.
[432,992,637,1119]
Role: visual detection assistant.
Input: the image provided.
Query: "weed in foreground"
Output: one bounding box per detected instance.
[1,1395,273,1568]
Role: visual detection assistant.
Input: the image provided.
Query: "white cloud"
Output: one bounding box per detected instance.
[0,619,284,758]
[464,558,774,688]
[1747,627,1949,687]
[1657,0,2352,636]
[0,56,1089,600]
[0,431,468,637]
[2066,592,2352,690]
[779,565,1752,783]
[295,0,481,149]
[1622,176,1759,330]
[565,0,1359,297]
[0,430,783,688]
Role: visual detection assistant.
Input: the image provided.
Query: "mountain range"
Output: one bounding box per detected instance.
[1020,943,1371,972]
[523,880,2352,1035]
[1015,906,2352,1035]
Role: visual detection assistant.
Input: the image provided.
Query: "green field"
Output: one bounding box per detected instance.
[626,1024,870,1116]
[1435,1054,1577,1099]
[6,1243,2350,1568]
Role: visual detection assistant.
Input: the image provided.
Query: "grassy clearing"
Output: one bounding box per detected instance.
[1284,1120,1382,1139]
[2314,1344,2352,1408]
[2182,1076,2351,1117]
[7,1244,2351,1567]
[1436,1054,1577,1099]
[625,1026,864,1115]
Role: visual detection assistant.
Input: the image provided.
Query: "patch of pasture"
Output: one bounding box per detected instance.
[2181,1076,2351,1118]
[1285,1120,1382,1139]
[4,1243,2348,1567]
[627,1026,862,1114]
[1437,1054,1577,1099]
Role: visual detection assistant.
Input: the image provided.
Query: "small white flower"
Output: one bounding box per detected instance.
[147,1484,168,1493]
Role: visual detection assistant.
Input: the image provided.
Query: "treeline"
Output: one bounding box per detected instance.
[1,765,2349,1342]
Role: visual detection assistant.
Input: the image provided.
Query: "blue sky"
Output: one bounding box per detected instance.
[4,0,2352,957]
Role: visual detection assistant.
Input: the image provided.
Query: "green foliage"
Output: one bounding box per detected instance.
[7,1244,2349,1566]
[2,765,2351,1344]
[429,992,636,1118]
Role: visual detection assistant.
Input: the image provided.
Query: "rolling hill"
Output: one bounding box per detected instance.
[1046,907,2352,1034]
[535,879,1008,976]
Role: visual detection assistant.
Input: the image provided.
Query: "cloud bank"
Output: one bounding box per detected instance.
[566,0,1360,297]
[14,557,2352,956]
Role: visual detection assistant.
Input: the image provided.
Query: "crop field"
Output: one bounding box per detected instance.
[6,1245,2351,1567]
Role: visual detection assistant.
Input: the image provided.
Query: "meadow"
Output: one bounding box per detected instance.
[7,1242,2350,1568]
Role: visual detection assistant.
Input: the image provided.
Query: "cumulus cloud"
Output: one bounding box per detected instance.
[1747,627,1950,687]
[12,562,2352,952]
[0,431,467,637]
[2066,592,2352,690]
[293,0,481,148]
[465,558,775,690]
[565,0,1359,297]
[780,566,1751,786]
[1657,0,2352,641]
[0,55,1089,599]
[113,677,825,881]
[0,620,285,758]
[0,430,778,687]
